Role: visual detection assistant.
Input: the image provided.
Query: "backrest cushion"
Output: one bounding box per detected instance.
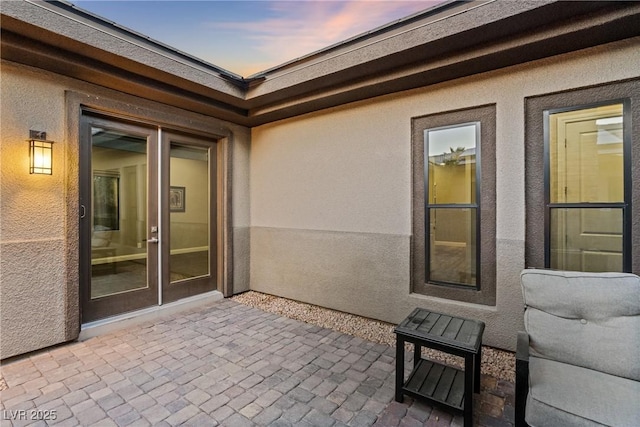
[521,269,640,381]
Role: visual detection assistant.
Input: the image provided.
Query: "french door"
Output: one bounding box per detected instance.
[80,114,217,323]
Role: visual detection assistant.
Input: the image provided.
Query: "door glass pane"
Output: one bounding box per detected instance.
[550,208,623,272]
[429,208,477,286]
[426,124,477,204]
[91,128,148,299]
[549,104,624,203]
[169,143,209,282]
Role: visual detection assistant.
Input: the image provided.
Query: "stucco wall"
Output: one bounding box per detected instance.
[0,68,68,358]
[0,61,251,359]
[250,37,640,351]
[232,126,252,294]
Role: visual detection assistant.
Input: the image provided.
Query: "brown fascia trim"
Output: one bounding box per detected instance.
[246,3,640,125]
[242,0,468,79]
[7,0,247,90]
[244,2,640,113]
[0,16,253,126]
[2,1,640,128]
[244,1,614,101]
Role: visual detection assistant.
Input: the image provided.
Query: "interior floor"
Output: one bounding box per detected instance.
[91,251,209,299]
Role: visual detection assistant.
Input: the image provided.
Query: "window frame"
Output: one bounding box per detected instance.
[525,79,639,274]
[412,104,496,305]
[543,100,632,272]
[424,121,482,289]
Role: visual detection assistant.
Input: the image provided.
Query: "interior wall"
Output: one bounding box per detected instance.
[249,37,640,351]
[91,148,213,255]
[0,60,251,359]
[92,147,147,253]
[170,157,209,250]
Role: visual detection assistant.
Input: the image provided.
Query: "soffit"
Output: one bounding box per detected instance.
[1,0,252,124]
[2,0,640,127]
[247,2,640,125]
[1,20,251,125]
[244,1,640,107]
[2,0,245,94]
[245,0,547,99]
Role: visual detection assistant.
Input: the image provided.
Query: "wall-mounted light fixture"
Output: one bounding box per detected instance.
[29,130,54,175]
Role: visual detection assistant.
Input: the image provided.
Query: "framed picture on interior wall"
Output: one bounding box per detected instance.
[93,171,120,230]
[170,186,185,212]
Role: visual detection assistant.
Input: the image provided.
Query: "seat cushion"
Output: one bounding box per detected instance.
[526,356,640,427]
[521,269,640,381]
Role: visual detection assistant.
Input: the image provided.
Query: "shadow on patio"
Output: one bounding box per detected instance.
[0,299,514,426]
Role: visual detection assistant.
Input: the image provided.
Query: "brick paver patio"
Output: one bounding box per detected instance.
[0,300,514,426]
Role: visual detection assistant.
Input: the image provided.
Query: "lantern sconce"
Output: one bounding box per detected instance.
[29,130,54,175]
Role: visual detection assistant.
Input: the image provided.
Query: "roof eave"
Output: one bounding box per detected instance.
[2,0,639,128]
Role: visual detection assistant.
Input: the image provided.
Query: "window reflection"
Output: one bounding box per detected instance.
[427,125,477,205]
[425,123,479,287]
[90,128,148,299]
[169,143,210,282]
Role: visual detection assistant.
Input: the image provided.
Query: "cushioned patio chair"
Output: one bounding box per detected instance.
[516,269,640,427]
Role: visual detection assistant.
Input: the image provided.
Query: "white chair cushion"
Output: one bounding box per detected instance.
[521,269,640,381]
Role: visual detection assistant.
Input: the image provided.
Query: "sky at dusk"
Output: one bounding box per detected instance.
[70,1,445,77]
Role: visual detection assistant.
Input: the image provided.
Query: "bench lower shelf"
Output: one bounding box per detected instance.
[403,358,466,412]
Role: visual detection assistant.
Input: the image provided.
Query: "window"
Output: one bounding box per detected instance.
[525,79,639,274]
[546,102,630,272]
[425,123,479,287]
[412,105,496,305]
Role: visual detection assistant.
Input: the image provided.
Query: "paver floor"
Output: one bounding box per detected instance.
[0,300,514,426]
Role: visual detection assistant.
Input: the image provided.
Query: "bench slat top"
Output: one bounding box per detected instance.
[395,308,484,352]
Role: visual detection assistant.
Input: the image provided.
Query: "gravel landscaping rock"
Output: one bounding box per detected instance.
[232,291,515,382]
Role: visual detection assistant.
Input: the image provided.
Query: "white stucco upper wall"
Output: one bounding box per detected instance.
[250,37,640,237]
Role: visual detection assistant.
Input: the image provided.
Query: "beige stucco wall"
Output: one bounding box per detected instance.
[232,125,252,294]
[250,37,640,350]
[0,61,251,359]
[0,67,68,358]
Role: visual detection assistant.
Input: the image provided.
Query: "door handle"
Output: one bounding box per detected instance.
[147,237,159,243]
